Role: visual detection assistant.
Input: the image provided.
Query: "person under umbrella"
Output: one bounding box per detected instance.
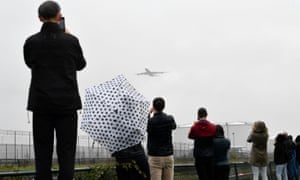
[81,75,150,180]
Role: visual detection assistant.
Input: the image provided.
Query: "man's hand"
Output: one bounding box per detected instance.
[65,28,70,34]
[149,107,154,114]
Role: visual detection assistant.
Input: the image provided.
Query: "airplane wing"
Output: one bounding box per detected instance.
[136,72,149,75]
[136,68,167,76]
[151,71,165,74]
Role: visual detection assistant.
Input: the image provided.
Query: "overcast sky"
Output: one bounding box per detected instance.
[1,0,300,138]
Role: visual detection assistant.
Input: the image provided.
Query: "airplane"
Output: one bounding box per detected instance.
[136,68,166,76]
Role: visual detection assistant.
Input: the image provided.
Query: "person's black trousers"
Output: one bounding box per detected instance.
[195,157,215,180]
[115,144,150,180]
[32,111,78,180]
[215,165,230,180]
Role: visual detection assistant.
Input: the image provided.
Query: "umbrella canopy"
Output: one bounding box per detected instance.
[81,75,150,153]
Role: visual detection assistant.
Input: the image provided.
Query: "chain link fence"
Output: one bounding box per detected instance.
[0,129,193,166]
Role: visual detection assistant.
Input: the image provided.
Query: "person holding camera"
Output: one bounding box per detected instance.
[23,1,86,179]
[247,121,269,180]
[188,107,216,180]
[147,97,177,180]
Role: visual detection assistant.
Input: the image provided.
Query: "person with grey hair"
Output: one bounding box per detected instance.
[23,1,86,179]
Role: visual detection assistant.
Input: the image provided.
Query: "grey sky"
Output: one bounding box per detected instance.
[1,0,300,138]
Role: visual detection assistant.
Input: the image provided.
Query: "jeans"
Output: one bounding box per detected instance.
[148,155,174,180]
[287,158,299,180]
[251,166,268,180]
[276,163,288,180]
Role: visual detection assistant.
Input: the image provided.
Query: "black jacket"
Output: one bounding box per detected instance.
[296,142,300,164]
[193,137,215,158]
[274,134,289,165]
[147,112,176,156]
[112,143,146,160]
[23,22,86,112]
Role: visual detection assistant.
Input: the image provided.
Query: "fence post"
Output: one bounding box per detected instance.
[14,131,17,161]
[234,163,239,180]
[268,162,273,180]
[88,136,90,162]
[77,136,80,165]
[5,144,7,160]
[21,144,23,161]
[28,132,31,160]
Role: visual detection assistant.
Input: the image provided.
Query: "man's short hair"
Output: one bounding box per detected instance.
[197,107,208,119]
[153,97,165,112]
[38,1,61,19]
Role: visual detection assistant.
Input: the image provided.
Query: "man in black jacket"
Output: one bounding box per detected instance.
[147,97,176,180]
[23,1,86,179]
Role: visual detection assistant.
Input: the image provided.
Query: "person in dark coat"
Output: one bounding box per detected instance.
[112,143,151,180]
[284,134,298,180]
[214,125,231,180]
[23,1,86,179]
[274,133,288,180]
[188,107,216,180]
[147,97,177,180]
[295,135,300,177]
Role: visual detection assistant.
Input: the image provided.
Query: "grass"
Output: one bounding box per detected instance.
[0,159,258,180]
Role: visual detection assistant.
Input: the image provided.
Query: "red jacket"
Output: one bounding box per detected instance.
[188,120,216,139]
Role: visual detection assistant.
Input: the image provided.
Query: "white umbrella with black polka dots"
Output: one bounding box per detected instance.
[80,75,150,154]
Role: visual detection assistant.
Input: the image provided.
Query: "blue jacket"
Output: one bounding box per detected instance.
[214,136,231,165]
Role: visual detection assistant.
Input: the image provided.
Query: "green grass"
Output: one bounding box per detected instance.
[0,159,258,180]
[0,164,35,172]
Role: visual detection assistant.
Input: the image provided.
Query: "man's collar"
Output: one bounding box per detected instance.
[153,111,163,116]
[41,22,63,33]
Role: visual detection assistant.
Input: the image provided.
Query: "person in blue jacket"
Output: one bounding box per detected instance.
[214,125,231,180]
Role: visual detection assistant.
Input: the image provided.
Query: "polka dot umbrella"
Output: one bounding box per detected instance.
[80,75,150,154]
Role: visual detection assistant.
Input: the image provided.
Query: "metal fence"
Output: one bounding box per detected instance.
[0,129,193,165]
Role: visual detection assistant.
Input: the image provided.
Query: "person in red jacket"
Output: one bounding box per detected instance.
[188,107,216,180]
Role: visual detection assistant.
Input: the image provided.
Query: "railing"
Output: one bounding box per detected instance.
[0,167,91,177]
[0,162,277,180]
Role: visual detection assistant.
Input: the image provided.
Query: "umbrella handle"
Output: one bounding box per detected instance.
[92,141,95,149]
[27,111,31,124]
